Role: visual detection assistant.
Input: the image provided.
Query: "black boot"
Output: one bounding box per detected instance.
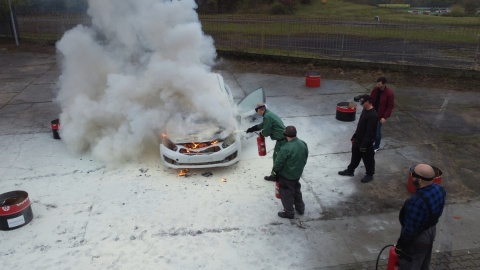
[338,169,354,176]
[264,175,277,181]
[361,175,374,183]
[278,211,294,219]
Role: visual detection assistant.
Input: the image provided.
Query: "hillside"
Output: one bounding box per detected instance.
[198,0,480,24]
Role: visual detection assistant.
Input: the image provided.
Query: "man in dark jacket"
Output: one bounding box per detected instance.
[246,103,286,181]
[338,94,377,183]
[370,77,395,152]
[272,126,308,219]
[396,164,446,270]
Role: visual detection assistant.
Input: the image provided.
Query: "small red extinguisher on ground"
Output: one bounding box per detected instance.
[275,182,280,199]
[257,135,266,156]
[387,246,400,270]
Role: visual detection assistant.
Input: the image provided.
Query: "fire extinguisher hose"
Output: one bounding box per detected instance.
[376,244,394,270]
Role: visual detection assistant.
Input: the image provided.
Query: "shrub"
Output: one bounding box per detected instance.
[450,4,464,17]
[278,0,296,14]
[270,2,287,14]
[463,0,478,16]
[300,0,312,4]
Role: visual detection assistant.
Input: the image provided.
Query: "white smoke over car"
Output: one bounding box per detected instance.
[55,0,236,164]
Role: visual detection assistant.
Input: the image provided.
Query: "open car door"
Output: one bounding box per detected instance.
[236,88,266,124]
[237,88,265,113]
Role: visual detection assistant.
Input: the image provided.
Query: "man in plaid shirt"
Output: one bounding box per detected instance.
[396,164,446,269]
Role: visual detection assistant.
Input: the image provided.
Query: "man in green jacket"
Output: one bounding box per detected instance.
[272,126,309,219]
[246,103,286,181]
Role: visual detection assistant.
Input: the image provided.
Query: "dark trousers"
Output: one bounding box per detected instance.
[347,144,375,175]
[270,139,287,175]
[279,177,304,216]
[399,226,436,270]
[374,122,382,149]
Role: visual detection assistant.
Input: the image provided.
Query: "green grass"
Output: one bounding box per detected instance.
[202,18,480,43]
[200,0,480,44]
[293,0,480,24]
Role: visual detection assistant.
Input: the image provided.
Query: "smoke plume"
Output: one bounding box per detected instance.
[56,0,235,163]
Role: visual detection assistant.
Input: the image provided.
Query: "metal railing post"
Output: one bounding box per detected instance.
[341,34,344,59]
[8,0,19,46]
[474,34,480,70]
[401,23,408,62]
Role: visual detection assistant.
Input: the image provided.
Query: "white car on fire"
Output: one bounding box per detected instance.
[160,73,265,169]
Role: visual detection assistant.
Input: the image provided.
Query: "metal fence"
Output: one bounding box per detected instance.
[206,16,480,70]
[3,10,480,70]
[6,10,91,44]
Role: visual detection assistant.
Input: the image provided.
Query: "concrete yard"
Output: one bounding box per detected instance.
[1,49,480,269]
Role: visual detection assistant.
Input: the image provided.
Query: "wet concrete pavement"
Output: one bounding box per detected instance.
[1,50,480,269]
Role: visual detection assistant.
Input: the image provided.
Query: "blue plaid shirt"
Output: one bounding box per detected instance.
[399,184,446,243]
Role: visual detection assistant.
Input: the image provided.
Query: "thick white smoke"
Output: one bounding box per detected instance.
[56,0,236,163]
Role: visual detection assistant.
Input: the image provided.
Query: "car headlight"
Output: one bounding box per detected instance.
[222,133,236,148]
[162,134,178,151]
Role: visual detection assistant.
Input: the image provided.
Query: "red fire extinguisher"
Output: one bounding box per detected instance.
[275,182,280,199]
[376,245,400,270]
[387,246,400,270]
[257,135,266,156]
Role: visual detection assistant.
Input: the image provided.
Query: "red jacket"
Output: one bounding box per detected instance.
[370,85,395,120]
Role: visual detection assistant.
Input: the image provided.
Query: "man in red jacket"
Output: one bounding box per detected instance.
[370,77,395,152]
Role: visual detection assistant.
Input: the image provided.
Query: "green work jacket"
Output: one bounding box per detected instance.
[256,109,285,141]
[273,137,309,181]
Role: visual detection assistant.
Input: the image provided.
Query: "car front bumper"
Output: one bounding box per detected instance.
[159,140,241,169]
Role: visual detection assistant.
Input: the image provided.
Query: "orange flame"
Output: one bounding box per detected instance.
[178,169,189,177]
[185,142,210,149]
[191,142,200,149]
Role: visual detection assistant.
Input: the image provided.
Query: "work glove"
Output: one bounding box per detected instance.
[395,238,405,259]
[350,134,356,145]
[246,125,260,133]
[272,171,279,182]
[395,238,412,262]
[359,147,366,153]
[394,246,404,258]
[394,246,412,262]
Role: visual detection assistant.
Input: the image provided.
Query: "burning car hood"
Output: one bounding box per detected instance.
[165,122,231,144]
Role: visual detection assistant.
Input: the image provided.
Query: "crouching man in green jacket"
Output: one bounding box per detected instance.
[272,126,309,219]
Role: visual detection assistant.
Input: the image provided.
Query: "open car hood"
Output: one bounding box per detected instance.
[163,86,264,145]
[166,122,231,144]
